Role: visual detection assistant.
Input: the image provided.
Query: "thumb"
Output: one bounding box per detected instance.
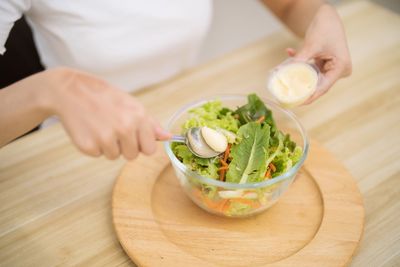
[150,118,172,141]
[302,67,342,105]
[286,47,297,57]
[318,67,342,93]
[294,45,317,62]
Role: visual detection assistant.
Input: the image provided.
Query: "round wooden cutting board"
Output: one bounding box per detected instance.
[112,140,364,267]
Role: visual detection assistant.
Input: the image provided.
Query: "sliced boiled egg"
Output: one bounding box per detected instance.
[201,126,228,153]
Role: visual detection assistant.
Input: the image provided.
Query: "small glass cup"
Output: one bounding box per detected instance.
[164,95,309,218]
[267,58,321,107]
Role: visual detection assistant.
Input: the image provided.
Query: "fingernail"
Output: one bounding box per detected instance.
[156,127,172,140]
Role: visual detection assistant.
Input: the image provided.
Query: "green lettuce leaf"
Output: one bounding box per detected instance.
[270,133,303,177]
[265,130,285,167]
[226,122,270,184]
[172,144,219,179]
[226,201,252,216]
[271,147,293,177]
[183,101,239,133]
[233,94,276,131]
[291,146,303,163]
[201,184,218,199]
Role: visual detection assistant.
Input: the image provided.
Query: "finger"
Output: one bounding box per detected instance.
[101,140,120,160]
[294,45,319,62]
[63,121,102,157]
[78,138,102,157]
[154,125,172,141]
[286,47,296,57]
[302,88,327,105]
[302,67,342,105]
[320,64,343,90]
[118,128,139,161]
[99,131,121,160]
[150,117,172,141]
[138,119,157,155]
[294,50,313,61]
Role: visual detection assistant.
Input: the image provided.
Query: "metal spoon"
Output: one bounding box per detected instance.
[170,127,222,158]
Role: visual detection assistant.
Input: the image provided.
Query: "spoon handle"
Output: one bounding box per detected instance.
[170,135,186,143]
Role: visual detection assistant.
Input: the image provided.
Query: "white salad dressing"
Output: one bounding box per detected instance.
[268,62,318,107]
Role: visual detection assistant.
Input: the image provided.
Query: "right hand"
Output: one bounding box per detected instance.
[285,4,352,104]
[44,67,171,160]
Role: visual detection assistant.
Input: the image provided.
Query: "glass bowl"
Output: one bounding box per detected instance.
[164,95,309,218]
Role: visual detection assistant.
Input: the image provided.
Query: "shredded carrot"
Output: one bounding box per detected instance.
[194,188,233,214]
[223,144,231,162]
[218,144,231,181]
[203,197,222,210]
[256,115,265,123]
[221,200,231,213]
[265,163,276,178]
[269,163,276,172]
[200,194,229,212]
[219,170,226,181]
[220,159,228,167]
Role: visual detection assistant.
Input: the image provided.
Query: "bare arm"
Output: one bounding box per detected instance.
[0,68,171,159]
[0,72,52,147]
[260,0,324,37]
[261,0,352,103]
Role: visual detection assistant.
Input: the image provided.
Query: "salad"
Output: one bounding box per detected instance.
[171,94,303,216]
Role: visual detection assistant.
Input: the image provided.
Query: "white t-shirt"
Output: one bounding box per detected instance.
[0,0,212,91]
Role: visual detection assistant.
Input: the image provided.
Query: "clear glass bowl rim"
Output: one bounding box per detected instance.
[163,94,309,190]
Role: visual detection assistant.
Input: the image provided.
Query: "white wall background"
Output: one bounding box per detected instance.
[197,0,400,64]
[198,0,282,63]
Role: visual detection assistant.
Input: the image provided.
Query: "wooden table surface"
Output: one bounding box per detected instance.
[0,1,399,266]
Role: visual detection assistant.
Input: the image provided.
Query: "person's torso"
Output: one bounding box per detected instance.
[26,0,212,91]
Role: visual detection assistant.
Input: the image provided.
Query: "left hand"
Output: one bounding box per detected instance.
[286,4,352,104]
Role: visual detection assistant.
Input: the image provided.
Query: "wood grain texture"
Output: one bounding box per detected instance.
[112,141,364,267]
[0,1,399,266]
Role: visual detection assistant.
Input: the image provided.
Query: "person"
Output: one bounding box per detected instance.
[0,0,352,160]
